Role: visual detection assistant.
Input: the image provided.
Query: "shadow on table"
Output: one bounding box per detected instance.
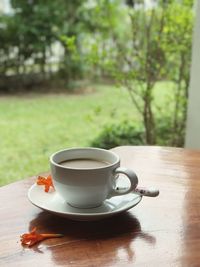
[28,211,156,265]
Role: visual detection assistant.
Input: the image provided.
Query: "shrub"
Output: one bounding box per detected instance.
[90,120,145,149]
[90,117,184,149]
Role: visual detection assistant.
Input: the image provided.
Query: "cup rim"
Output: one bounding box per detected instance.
[50,147,120,170]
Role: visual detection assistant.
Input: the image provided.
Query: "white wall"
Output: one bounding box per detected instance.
[0,0,12,14]
[185,0,200,149]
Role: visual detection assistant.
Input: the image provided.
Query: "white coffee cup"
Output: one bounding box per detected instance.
[50,147,139,208]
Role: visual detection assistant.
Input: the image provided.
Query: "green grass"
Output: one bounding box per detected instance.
[0,84,137,186]
[0,82,174,186]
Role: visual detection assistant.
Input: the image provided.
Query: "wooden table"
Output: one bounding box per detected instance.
[1,146,200,267]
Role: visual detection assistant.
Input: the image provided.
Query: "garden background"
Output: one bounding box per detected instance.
[0,0,194,185]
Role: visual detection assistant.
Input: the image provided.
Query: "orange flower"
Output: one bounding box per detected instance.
[37,174,54,192]
[20,227,63,247]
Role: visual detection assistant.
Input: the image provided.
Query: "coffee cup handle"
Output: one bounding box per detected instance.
[109,167,138,197]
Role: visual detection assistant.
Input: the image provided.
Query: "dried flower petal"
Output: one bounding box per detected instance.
[20,227,63,247]
[37,174,54,192]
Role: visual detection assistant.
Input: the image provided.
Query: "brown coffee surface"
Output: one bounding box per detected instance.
[59,158,109,169]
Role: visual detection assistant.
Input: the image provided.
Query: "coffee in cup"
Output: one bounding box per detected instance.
[59,158,110,169]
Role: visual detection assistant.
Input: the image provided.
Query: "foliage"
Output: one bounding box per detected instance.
[66,0,194,147]
[0,0,195,146]
[0,0,88,91]
[161,3,193,146]
[91,120,145,149]
[90,115,177,149]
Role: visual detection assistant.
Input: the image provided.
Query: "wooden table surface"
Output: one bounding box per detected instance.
[0,146,200,267]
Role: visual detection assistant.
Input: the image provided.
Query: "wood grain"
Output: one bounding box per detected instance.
[0,146,200,267]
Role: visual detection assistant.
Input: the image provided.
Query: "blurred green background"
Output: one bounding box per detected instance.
[0,0,194,185]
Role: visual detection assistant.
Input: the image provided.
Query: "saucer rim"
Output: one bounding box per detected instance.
[28,183,142,218]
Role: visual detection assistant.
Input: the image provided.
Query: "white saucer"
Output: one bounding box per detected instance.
[28,184,142,221]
